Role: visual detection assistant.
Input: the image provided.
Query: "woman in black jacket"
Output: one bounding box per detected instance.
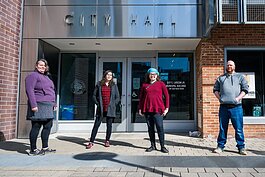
[86,70,120,149]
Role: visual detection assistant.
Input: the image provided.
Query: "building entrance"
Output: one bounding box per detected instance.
[98,57,156,132]
[58,52,196,133]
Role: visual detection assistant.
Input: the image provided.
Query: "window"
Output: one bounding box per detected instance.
[59,53,96,120]
[227,50,265,117]
[218,0,265,23]
[158,53,194,120]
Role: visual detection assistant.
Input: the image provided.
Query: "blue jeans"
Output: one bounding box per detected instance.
[217,105,245,150]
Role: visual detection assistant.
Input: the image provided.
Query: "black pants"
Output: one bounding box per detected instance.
[90,113,114,142]
[145,113,165,148]
[29,119,53,151]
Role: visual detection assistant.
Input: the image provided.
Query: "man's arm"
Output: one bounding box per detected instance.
[214,91,220,100]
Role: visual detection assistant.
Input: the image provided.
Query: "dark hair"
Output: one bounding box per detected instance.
[100,70,114,86]
[144,72,160,83]
[35,58,50,75]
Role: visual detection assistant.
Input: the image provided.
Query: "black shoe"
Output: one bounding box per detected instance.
[28,149,44,156]
[42,148,56,154]
[145,146,157,152]
[161,147,169,153]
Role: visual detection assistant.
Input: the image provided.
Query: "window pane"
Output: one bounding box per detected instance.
[221,0,239,22]
[228,51,264,117]
[246,0,265,22]
[158,53,194,120]
[60,54,96,120]
[131,62,151,123]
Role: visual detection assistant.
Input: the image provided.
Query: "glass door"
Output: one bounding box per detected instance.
[98,58,127,131]
[127,58,156,131]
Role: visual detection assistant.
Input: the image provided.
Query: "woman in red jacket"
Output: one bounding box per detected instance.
[139,68,170,153]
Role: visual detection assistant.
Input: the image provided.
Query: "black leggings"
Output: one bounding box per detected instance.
[29,119,53,151]
[145,113,165,148]
[90,113,114,143]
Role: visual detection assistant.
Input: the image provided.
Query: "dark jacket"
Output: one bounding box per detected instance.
[92,81,120,117]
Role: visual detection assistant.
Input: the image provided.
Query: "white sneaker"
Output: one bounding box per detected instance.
[239,148,247,155]
[213,147,224,154]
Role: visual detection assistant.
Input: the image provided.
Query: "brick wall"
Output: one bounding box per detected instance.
[0,0,22,141]
[196,24,265,138]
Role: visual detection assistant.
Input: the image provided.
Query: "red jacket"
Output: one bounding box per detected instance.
[139,81,169,114]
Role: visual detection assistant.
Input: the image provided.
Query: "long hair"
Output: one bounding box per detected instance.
[144,73,161,83]
[35,58,50,75]
[100,70,114,86]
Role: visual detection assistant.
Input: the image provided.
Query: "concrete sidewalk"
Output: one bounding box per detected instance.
[0,133,265,177]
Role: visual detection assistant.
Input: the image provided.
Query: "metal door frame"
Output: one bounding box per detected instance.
[98,57,127,131]
[127,57,156,131]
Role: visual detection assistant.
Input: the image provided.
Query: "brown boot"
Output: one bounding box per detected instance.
[86,142,94,149]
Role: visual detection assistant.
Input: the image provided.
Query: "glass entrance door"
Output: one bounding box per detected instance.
[98,58,127,131]
[99,57,155,132]
[127,58,156,131]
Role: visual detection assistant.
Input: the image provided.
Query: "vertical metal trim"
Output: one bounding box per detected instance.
[16,0,25,138]
[218,0,222,23]
[55,52,62,132]
[193,51,197,129]
[243,0,247,23]
[238,0,243,23]
[224,47,227,72]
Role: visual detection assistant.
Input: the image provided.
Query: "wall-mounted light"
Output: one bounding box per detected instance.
[95,43,101,45]
[146,42,152,45]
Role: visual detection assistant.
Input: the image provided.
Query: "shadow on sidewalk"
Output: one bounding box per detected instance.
[73,152,180,177]
[143,138,214,152]
[56,136,146,150]
[95,138,146,150]
[0,141,29,154]
[56,136,87,146]
[248,149,265,156]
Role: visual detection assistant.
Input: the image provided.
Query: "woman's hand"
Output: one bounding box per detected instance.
[162,108,169,117]
[139,109,144,117]
[32,107,38,112]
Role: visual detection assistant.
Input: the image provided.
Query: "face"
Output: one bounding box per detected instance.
[36,61,46,74]
[149,72,158,82]
[226,60,235,74]
[105,72,113,82]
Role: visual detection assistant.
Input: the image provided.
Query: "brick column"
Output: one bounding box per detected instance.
[0,0,23,140]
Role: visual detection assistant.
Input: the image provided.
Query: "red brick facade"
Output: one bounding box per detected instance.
[0,0,22,141]
[196,24,265,138]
